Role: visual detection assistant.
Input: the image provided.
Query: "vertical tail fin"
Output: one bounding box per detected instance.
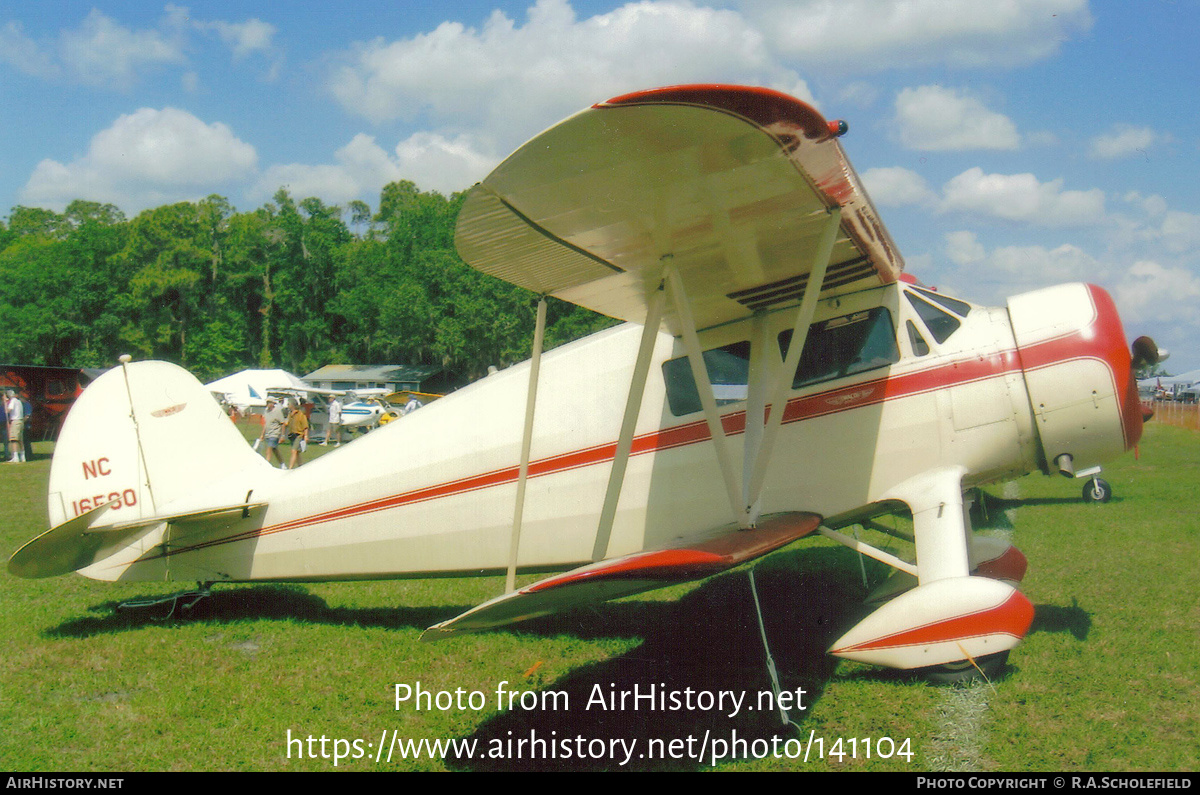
[47,360,268,528]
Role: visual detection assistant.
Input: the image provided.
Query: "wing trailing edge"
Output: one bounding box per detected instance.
[422,511,821,640]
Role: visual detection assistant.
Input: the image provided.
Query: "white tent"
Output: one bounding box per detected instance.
[205,369,308,411]
[1138,368,1200,398]
[1159,368,1200,386]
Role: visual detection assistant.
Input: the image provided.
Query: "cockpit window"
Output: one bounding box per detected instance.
[912,286,971,317]
[778,307,899,389]
[905,292,961,343]
[662,341,750,417]
[907,320,930,357]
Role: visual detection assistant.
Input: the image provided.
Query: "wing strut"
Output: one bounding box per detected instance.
[592,271,667,561]
[506,296,548,593]
[744,207,842,525]
[742,312,772,520]
[666,262,742,524]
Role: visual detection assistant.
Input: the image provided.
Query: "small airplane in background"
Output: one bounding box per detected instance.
[335,389,401,431]
[8,85,1162,685]
[266,385,406,439]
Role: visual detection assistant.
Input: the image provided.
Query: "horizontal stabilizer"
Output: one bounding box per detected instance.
[100,502,268,534]
[423,511,820,640]
[9,501,123,579]
[8,500,267,579]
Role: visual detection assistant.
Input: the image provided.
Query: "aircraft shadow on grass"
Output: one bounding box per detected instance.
[42,535,1092,771]
[41,547,866,770]
[444,547,862,771]
[48,547,866,639]
[1029,599,1091,642]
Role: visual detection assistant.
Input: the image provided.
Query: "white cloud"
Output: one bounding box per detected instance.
[0,21,60,78]
[1123,191,1168,218]
[943,231,1098,281]
[59,9,187,89]
[987,242,1098,282]
[188,9,281,79]
[894,86,1019,151]
[739,0,1092,70]
[931,226,1200,336]
[944,230,985,266]
[393,132,497,193]
[201,18,277,59]
[1089,125,1159,160]
[256,132,496,203]
[940,167,1106,226]
[0,7,281,89]
[20,108,257,212]
[326,0,809,135]
[836,81,880,108]
[1114,260,1200,324]
[861,167,935,207]
[1159,211,1200,254]
[933,232,1109,308]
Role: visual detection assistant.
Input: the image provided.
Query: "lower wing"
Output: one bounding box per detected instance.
[423,511,820,639]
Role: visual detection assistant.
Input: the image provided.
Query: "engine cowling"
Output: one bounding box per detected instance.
[1007,283,1142,476]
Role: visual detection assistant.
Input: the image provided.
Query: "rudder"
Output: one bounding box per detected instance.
[48,360,268,528]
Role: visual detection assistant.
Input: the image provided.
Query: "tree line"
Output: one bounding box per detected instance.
[0,182,615,386]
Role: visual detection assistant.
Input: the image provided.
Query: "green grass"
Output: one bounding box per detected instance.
[1,424,1196,771]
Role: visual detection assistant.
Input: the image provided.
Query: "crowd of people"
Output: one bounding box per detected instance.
[0,385,411,469]
[255,394,344,470]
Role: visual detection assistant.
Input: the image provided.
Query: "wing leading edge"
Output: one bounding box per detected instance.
[422,511,821,639]
[456,84,903,334]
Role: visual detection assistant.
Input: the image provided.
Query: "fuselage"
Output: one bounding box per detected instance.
[88,280,1139,585]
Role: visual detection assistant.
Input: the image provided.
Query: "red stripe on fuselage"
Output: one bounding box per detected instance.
[146,316,1110,564]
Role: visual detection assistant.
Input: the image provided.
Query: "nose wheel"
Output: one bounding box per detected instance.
[1082,477,1112,503]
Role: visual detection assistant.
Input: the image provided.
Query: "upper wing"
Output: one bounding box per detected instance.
[422,511,821,639]
[455,84,903,334]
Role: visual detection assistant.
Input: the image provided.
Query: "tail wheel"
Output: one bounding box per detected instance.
[1082,477,1112,503]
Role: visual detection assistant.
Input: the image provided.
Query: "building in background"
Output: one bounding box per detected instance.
[302,364,446,395]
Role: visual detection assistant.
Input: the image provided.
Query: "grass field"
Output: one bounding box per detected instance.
[1,422,1196,772]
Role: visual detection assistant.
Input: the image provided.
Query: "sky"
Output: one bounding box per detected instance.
[2,0,1198,373]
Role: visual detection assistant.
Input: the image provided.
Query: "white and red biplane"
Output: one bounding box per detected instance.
[9,85,1159,681]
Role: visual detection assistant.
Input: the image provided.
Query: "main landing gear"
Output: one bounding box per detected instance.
[825,467,1035,683]
[1082,477,1113,503]
[920,651,1011,685]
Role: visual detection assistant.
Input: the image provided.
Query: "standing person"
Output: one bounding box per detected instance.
[6,390,25,463]
[21,396,33,461]
[0,389,7,461]
[286,400,310,469]
[257,397,287,468]
[325,395,342,446]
